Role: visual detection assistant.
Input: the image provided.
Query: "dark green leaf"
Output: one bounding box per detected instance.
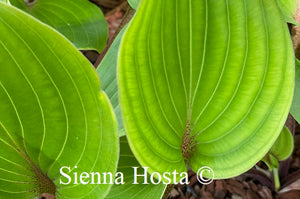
[291,59,300,123]
[9,0,108,52]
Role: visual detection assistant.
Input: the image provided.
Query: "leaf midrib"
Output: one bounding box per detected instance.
[0,122,56,196]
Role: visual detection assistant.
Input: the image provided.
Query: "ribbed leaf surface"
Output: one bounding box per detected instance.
[118,0,294,179]
[0,3,118,198]
[10,0,108,52]
[98,26,166,198]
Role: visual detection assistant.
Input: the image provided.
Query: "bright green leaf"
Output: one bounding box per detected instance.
[0,3,118,198]
[262,126,294,170]
[262,126,293,190]
[269,126,294,161]
[262,154,279,170]
[276,0,297,23]
[128,0,140,10]
[97,25,167,197]
[118,0,294,180]
[9,0,108,52]
[291,59,300,123]
[106,136,166,199]
[97,25,128,136]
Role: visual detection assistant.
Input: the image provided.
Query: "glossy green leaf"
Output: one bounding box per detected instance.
[262,126,293,190]
[128,0,140,10]
[106,136,166,199]
[269,126,294,161]
[262,125,294,170]
[97,25,128,136]
[9,0,108,52]
[0,3,118,198]
[274,127,294,161]
[277,0,297,23]
[118,0,294,180]
[291,59,300,123]
[97,25,166,198]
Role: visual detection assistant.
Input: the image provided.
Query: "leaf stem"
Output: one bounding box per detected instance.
[94,3,135,68]
[273,167,281,191]
[279,115,296,180]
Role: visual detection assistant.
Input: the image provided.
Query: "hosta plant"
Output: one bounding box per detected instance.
[0,0,298,198]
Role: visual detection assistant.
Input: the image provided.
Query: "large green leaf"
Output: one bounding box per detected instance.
[9,0,108,52]
[106,136,166,199]
[97,25,128,136]
[97,27,166,198]
[118,0,294,180]
[0,3,118,198]
[291,59,300,123]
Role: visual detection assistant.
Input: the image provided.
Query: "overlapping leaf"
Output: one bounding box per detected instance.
[97,25,167,198]
[0,3,118,198]
[118,0,294,180]
[291,59,300,123]
[268,126,294,161]
[97,26,128,136]
[106,136,166,199]
[128,0,140,10]
[277,0,297,23]
[9,0,108,52]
